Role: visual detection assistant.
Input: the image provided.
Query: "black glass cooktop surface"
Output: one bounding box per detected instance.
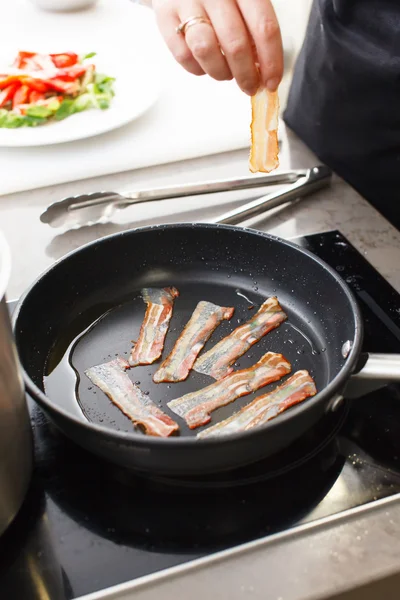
[1,229,400,600]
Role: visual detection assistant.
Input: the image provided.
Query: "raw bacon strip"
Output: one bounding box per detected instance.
[168,352,291,429]
[249,88,279,173]
[153,301,235,383]
[198,371,316,439]
[129,287,179,367]
[85,357,179,437]
[194,296,287,380]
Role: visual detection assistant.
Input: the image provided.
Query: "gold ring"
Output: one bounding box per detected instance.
[176,16,212,35]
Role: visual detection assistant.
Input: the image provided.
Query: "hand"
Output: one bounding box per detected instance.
[152,0,283,96]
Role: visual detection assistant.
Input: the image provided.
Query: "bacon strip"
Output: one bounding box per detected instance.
[249,88,279,173]
[153,301,235,383]
[167,352,291,429]
[198,371,316,439]
[85,357,179,437]
[129,287,179,367]
[194,296,287,380]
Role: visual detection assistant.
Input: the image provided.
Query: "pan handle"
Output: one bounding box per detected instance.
[344,353,400,399]
[352,353,400,381]
[208,165,332,225]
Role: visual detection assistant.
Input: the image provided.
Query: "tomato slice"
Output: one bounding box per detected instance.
[23,78,50,93]
[0,83,20,108]
[0,76,21,90]
[12,84,31,108]
[12,51,36,69]
[46,78,80,95]
[7,77,48,92]
[50,53,79,68]
[1,52,84,106]
[13,52,54,71]
[54,64,87,81]
[0,75,51,93]
[28,90,46,104]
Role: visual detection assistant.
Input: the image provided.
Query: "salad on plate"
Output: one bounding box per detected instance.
[0,50,115,128]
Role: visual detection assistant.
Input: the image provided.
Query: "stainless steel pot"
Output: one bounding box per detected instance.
[0,231,32,536]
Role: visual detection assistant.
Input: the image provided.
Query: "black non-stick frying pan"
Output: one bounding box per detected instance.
[12,223,400,476]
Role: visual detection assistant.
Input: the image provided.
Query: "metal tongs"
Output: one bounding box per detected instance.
[40,165,332,229]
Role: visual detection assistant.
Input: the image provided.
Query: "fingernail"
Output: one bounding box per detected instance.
[267,77,280,91]
[244,87,258,97]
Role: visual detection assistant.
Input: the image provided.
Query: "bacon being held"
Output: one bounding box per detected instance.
[153,301,235,383]
[85,357,179,437]
[249,88,279,173]
[129,287,179,367]
[167,352,291,429]
[194,296,287,380]
[198,370,316,439]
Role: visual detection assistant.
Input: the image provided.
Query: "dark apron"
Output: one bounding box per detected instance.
[284,0,400,227]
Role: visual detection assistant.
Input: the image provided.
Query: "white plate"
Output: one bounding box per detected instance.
[0,49,161,147]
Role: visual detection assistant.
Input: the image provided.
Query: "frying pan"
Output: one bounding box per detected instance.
[12,220,400,476]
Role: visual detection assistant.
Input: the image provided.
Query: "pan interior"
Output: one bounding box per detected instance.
[15,225,357,439]
[43,278,331,438]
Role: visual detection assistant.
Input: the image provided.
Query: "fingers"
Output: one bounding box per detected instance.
[153,0,283,93]
[237,0,283,90]
[153,2,205,76]
[204,0,259,95]
[180,5,233,81]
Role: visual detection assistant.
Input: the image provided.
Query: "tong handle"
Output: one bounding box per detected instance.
[116,170,305,207]
[210,165,332,225]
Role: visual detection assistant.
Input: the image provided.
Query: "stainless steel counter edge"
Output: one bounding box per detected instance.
[77,492,400,600]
